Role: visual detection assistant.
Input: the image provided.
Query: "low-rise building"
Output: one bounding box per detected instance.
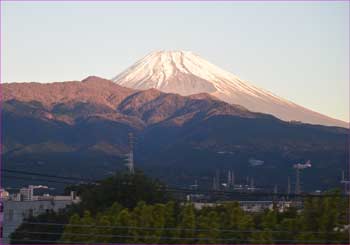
[19,186,34,201]
[1,186,80,244]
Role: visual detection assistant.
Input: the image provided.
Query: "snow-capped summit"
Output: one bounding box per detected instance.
[113,50,245,95]
[112,50,347,128]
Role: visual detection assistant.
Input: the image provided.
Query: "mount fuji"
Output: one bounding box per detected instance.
[112,50,347,128]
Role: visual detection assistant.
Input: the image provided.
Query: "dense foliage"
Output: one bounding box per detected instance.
[71,171,171,212]
[9,209,71,244]
[59,194,348,244]
[10,173,349,244]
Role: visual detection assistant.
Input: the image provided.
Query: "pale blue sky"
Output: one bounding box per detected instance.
[1,1,349,121]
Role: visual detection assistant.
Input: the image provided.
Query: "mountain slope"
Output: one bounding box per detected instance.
[2,77,347,190]
[2,77,264,156]
[112,50,347,128]
[3,76,135,109]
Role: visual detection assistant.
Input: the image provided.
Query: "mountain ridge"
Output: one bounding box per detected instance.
[2,76,266,129]
[3,76,347,190]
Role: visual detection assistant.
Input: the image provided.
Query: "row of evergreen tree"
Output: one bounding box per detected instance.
[61,196,348,244]
[10,172,349,244]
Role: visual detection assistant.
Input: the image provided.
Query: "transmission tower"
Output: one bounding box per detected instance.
[125,132,135,174]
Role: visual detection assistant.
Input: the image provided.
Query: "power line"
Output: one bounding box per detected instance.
[10,238,349,245]
[3,175,80,185]
[3,169,97,182]
[14,221,347,235]
[11,231,349,244]
[10,239,83,244]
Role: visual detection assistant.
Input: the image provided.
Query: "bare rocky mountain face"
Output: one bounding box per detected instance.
[113,50,347,128]
[3,77,347,190]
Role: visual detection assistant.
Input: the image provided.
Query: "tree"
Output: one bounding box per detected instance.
[94,214,112,243]
[78,171,171,213]
[112,208,135,243]
[162,201,180,244]
[220,202,254,243]
[149,203,166,243]
[104,202,123,224]
[61,211,95,243]
[10,210,70,244]
[178,203,196,243]
[61,213,83,243]
[197,210,220,244]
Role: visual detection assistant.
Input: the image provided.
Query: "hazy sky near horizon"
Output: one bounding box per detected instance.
[1,1,349,122]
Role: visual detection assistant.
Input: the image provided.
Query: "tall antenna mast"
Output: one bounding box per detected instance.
[126,132,135,174]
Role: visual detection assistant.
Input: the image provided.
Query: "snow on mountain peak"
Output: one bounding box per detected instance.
[113,50,259,95]
[112,50,348,128]
[113,50,291,104]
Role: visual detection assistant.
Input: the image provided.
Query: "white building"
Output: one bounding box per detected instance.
[1,188,80,244]
[19,186,34,201]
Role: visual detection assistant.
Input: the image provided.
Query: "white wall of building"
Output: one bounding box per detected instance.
[2,199,76,244]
